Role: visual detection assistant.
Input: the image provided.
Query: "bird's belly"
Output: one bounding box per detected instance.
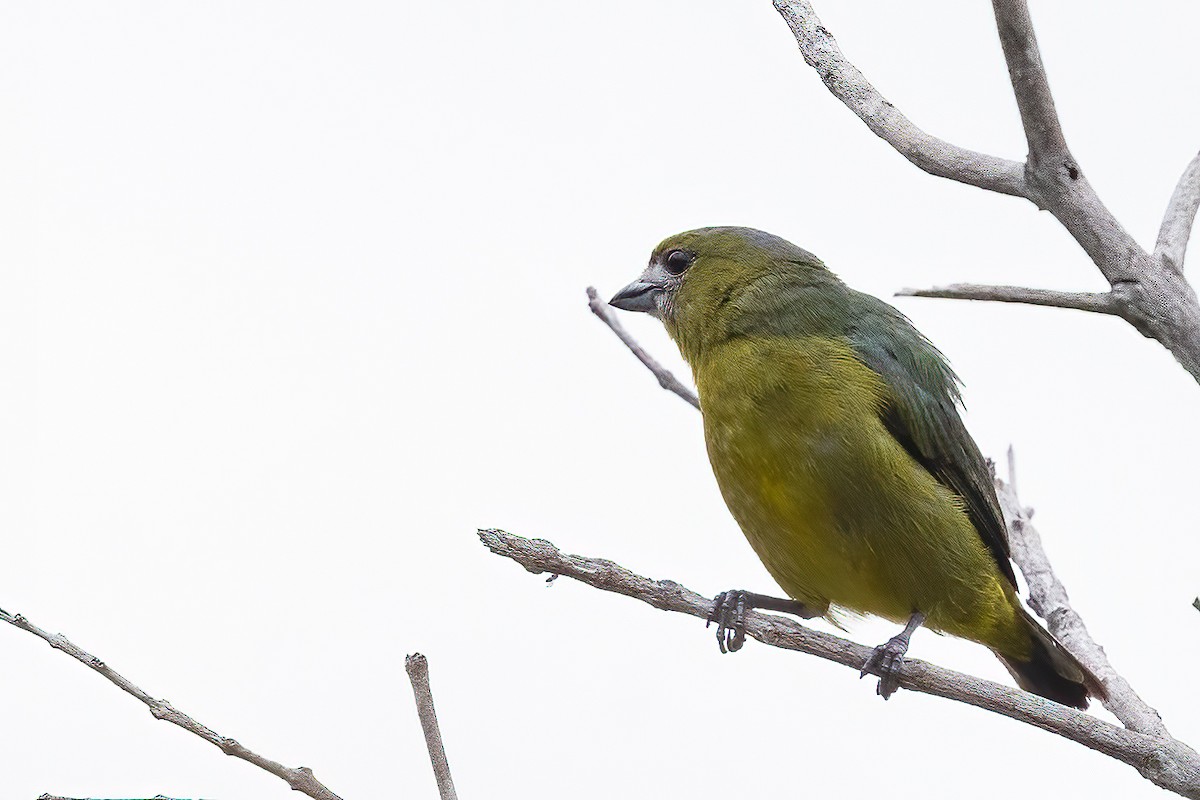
[697,338,1011,632]
[706,419,914,620]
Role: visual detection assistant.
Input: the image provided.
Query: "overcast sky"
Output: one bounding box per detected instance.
[3,2,1199,798]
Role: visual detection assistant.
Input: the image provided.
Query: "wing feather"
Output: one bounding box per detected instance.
[848,296,1016,587]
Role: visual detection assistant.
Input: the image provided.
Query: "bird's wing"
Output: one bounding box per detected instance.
[848,297,1016,587]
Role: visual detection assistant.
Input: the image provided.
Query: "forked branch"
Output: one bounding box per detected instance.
[771,0,1200,383]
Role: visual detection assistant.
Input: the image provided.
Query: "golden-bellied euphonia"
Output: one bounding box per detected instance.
[610,226,1094,708]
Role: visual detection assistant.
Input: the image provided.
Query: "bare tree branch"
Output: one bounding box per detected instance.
[987,0,1145,285]
[991,0,1068,166]
[770,1,1025,197]
[0,609,343,800]
[406,653,459,800]
[996,449,1169,738]
[586,287,699,409]
[772,0,1200,384]
[1157,150,1200,273]
[896,283,1117,314]
[985,1,1200,380]
[478,528,1200,798]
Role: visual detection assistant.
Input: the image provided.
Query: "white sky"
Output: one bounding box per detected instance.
[3,2,1199,798]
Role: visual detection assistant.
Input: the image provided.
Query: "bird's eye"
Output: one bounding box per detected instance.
[664,249,694,275]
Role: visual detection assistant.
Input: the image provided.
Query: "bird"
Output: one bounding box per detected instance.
[609,226,1096,708]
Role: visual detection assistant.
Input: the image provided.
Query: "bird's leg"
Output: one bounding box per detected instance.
[860,611,926,699]
[706,590,821,654]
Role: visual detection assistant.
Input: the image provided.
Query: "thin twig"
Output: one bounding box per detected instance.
[478,529,1200,798]
[987,0,1150,293]
[0,610,343,800]
[770,0,1025,197]
[1156,150,1200,273]
[405,653,459,800]
[895,284,1117,314]
[995,452,1169,738]
[586,287,699,409]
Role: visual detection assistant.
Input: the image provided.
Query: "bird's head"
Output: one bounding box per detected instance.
[610,226,834,363]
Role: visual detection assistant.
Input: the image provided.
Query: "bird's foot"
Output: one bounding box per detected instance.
[706,590,819,654]
[860,612,926,700]
[860,636,910,699]
[707,590,748,653]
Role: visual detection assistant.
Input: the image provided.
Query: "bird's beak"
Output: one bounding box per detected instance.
[609,280,662,314]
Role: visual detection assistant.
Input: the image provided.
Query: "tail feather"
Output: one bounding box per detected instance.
[995,609,1101,710]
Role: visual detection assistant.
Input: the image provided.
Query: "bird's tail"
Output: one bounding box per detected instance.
[994,609,1101,710]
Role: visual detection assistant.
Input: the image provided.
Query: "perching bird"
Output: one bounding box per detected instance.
[609,226,1095,708]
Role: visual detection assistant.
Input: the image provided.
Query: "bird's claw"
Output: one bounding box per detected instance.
[860,634,911,699]
[706,590,748,653]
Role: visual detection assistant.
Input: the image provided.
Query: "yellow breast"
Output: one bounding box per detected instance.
[694,334,1023,652]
